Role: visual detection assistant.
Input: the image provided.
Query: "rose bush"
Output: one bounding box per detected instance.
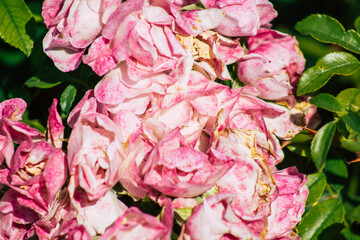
[2,0,340,239]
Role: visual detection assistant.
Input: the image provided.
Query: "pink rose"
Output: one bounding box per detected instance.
[0,189,38,240]
[181,193,257,240]
[93,65,172,118]
[83,0,187,77]
[67,90,108,128]
[177,31,244,80]
[42,0,121,72]
[0,141,67,211]
[237,29,305,101]
[142,129,233,197]
[46,99,64,148]
[199,0,277,36]
[0,98,34,166]
[99,200,173,240]
[68,186,128,236]
[180,9,225,36]
[265,167,308,239]
[211,124,277,235]
[67,112,124,200]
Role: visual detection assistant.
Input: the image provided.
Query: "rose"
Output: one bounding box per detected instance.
[0,98,31,165]
[265,167,308,239]
[42,0,121,72]
[0,99,66,210]
[177,30,244,80]
[83,0,187,77]
[68,188,128,236]
[237,28,305,101]
[99,200,173,240]
[67,112,124,200]
[142,128,233,197]
[180,193,258,240]
[199,0,277,36]
[46,99,65,148]
[0,189,38,239]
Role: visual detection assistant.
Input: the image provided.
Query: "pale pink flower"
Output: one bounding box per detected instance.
[68,185,128,236]
[0,98,35,166]
[211,123,276,236]
[93,65,171,118]
[237,29,305,101]
[42,0,121,72]
[180,193,258,240]
[0,189,38,240]
[199,0,277,36]
[177,31,244,80]
[142,129,233,197]
[46,99,64,148]
[265,167,308,239]
[0,141,67,210]
[83,0,187,77]
[99,200,173,240]
[67,112,124,200]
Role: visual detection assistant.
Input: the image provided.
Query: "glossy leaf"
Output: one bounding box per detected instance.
[291,132,313,143]
[0,0,33,56]
[287,143,310,158]
[60,85,77,115]
[348,205,360,223]
[297,52,360,95]
[180,3,204,10]
[25,67,72,88]
[310,93,344,113]
[336,118,350,139]
[311,121,336,170]
[338,227,360,240]
[340,137,360,152]
[336,88,360,111]
[342,111,360,134]
[305,172,327,206]
[295,14,360,54]
[325,159,348,193]
[355,16,360,33]
[298,198,345,240]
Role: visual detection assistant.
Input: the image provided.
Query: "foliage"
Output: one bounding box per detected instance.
[292,13,360,239]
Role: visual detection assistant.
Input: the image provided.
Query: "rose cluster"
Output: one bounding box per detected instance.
[0,0,315,239]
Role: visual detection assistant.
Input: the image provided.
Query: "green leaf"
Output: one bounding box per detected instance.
[336,118,350,138]
[174,208,193,226]
[348,205,360,222]
[306,173,327,206]
[295,14,360,54]
[342,111,360,134]
[311,121,336,170]
[291,132,313,143]
[22,118,45,133]
[325,159,348,193]
[298,198,345,240]
[287,143,311,158]
[355,16,360,32]
[340,137,360,152]
[338,227,360,240]
[25,67,72,88]
[180,3,204,10]
[60,85,77,115]
[310,93,344,113]
[336,88,360,111]
[297,52,360,95]
[0,0,33,56]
